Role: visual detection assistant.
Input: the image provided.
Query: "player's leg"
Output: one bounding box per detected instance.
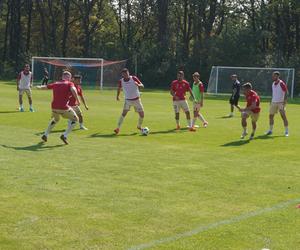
[42,111,60,142]
[25,89,34,112]
[60,108,79,144]
[250,113,259,140]
[266,103,277,135]
[182,101,194,131]
[74,106,87,130]
[134,99,144,130]
[279,107,289,136]
[173,101,180,129]
[241,112,249,139]
[19,90,24,112]
[115,101,130,134]
[229,97,234,117]
[192,102,200,128]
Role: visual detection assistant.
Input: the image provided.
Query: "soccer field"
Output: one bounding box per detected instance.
[0,81,299,250]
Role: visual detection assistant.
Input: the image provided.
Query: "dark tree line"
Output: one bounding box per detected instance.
[0,0,299,92]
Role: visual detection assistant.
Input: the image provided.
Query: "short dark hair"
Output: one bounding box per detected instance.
[273,71,280,76]
[74,75,82,79]
[242,82,252,89]
[193,72,200,77]
[121,68,129,73]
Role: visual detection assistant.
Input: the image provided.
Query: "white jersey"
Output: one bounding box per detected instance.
[18,71,32,89]
[272,80,287,103]
[120,76,140,100]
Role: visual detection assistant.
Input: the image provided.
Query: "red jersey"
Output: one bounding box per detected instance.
[69,84,83,106]
[171,80,191,101]
[246,90,260,113]
[47,81,75,110]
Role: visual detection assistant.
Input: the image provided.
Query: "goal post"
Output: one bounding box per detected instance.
[31,56,127,89]
[207,66,295,98]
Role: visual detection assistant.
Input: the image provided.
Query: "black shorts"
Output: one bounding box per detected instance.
[229,95,240,106]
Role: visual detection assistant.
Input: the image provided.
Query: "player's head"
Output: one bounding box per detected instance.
[121,68,130,79]
[272,71,280,81]
[177,71,184,81]
[62,71,72,81]
[242,82,252,95]
[24,64,30,71]
[192,72,200,80]
[231,74,237,81]
[73,75,82,85]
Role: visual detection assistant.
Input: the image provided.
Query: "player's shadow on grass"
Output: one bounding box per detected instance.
[221,140,250,147]
[35,129,81,136]
[89,132,138,138]
[1,142,64,152]
[150,128,181,135]
[0,111,20,114]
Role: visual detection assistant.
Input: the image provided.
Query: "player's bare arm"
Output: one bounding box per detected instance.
[135,81,144,88]
[80,95,89,110]
[116,86,121,101]
[71,86,80,105]
[36,85,48,90]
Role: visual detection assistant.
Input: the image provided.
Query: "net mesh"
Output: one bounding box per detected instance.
[207,66,295,97]
[32,57,127,88]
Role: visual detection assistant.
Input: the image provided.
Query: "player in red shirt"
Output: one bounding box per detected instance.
[170,71,195,131]
[69,75,89,130]
[239,82,261,140]
[36,71,80,144]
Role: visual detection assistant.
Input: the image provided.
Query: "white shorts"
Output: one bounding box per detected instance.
[71,106,83,116]
[269,102,285,115]
[52,108,78,122]
[19,89,32,98]
[123,98,144,112]
[173,100,190,113]
[193,102,202,112]
[242,111,260,122]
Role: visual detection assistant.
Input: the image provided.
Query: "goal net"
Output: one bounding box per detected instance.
[207,66,295,98]
[31,57,127,89]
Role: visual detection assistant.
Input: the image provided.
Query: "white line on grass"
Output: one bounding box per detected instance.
[128,197,300,250]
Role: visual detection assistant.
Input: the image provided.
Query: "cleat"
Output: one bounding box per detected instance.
[80,125,88,130]
[203,122,208,128]
[114,128,120,134]
[41,134,47,142]
[285,132,289,137]
[265,130,272,135]
[29,107,35,112]
[240,132,248,139]
[60,134,68,145]
[19,107,24,112]
[189,127,196,132]
[137,126,142,131]
[228,113,233,117]
[176,125,181,130]
[249,133,255,140]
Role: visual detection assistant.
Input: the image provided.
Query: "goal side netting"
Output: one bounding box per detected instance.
[31,57,127,89]
[207,66,295,98]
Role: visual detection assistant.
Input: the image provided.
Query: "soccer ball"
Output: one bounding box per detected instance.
[141,127,150,136]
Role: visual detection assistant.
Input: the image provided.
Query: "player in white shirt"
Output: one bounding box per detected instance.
[17,64,34,112]
[266,71,289,136]
[114,68,144,134]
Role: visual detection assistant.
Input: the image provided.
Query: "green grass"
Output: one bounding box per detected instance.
[0,82,299,250]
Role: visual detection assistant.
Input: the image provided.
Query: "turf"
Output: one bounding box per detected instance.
[0,82,299,250]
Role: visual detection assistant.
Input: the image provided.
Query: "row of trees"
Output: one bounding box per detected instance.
[0,0,299,92]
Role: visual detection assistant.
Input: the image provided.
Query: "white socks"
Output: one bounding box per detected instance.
[44,119,56,136]
[63,121,76,137]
